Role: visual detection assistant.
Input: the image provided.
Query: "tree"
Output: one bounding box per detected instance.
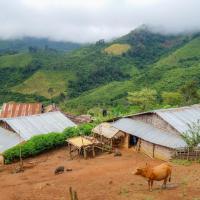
[180,80,199,104]
[127,88,157,111]
[181,120,200,148]
[162,91,183,106]
[96,39,105,46]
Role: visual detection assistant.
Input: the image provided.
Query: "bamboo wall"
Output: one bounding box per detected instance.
[154,144,174,161]
[131,113,179,135]
[139,139,173,161]
[140,140,154,158]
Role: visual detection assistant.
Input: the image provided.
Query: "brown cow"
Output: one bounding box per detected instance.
[134,163,172,191]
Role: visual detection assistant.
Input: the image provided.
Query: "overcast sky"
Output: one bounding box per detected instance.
[0,0,200,43]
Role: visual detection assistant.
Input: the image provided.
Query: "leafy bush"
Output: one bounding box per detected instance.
[162,91,183,106]
[181,120,200,148]
[3,123,94,164]
[127,88,157,111]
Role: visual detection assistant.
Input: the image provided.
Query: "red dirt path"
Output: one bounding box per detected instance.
[0,147,200,200]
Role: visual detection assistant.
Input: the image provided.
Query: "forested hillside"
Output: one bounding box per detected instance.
[0,27,199,115]
[0,37,81,53]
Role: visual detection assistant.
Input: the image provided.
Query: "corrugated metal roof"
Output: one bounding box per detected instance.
[0,127,23,153]
[112,118,186,148]
[112,104,200,134]
[0,111,76,140]
[155,105,200,133]
[92,123,120,139]
[0,103,43,118]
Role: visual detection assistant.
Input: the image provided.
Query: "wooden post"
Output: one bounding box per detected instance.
[110,139,113,149]
[137,138,141,152]
[18,132,24,171]
[78,149,80,157]
[73,191,78,200]
[101,135,103,152]
[19,144,23,171]
[187,147,189,160]
[69,187,73,200]
[69,187,79,200]
[69,144,72,159]
[92,145,95,157]
[195,149,197,162]
[83,148,87,159]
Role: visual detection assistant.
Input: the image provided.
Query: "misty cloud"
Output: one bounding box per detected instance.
[0,0,200,42]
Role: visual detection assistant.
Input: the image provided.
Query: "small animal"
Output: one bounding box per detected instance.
[54,166,65,175]
[134,163,172,191]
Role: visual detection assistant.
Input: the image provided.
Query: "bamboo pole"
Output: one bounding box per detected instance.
[73,191,78,200]
[69,187,73,200]
[69,187,79,200]
[19,132,24,171]
[83,148,87,159]
[69,144,72,159]
[92,145,95,157]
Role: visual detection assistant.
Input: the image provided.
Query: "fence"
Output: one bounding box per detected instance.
[174,147,200,161]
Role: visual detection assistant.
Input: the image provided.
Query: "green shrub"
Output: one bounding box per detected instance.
[181,120,200,148]
[3,123,94,164]
[161,91,183,106]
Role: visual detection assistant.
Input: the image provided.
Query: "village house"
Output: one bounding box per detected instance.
[0,111,76,153]
[105,104,200,161]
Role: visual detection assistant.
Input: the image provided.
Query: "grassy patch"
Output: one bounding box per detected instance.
[148,37,200,92]
[63,80,136,113]
[118,187,130,196]
[143,197,155,200]
[104,43,131,55]
[0,53,32,68]
[12,70,75,98]
[172,159,192,166]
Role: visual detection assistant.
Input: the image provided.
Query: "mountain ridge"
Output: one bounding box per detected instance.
[0,27,199,114]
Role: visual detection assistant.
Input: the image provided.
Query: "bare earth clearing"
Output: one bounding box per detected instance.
[0,147,200,200]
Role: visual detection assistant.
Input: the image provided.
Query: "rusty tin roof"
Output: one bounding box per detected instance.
[0,102,43,118]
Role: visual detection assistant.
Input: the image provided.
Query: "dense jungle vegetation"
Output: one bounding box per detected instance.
[0,26,200,117]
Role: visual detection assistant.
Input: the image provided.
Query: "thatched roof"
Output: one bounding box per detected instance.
[92,123,122,139]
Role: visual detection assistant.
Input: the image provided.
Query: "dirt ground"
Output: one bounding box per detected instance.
[0,147,200,200]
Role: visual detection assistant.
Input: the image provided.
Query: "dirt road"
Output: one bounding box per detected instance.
[0,147,200,200]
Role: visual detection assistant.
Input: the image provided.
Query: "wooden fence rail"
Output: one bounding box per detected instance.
[174,147,200,161]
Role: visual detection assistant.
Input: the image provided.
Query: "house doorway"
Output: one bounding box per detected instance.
[129,135,138,147]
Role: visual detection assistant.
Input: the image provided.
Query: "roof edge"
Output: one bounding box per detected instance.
[106,104,200,123]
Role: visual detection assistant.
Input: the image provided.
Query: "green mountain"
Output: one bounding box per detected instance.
[0,37,81,52]
[0,28,199,114]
